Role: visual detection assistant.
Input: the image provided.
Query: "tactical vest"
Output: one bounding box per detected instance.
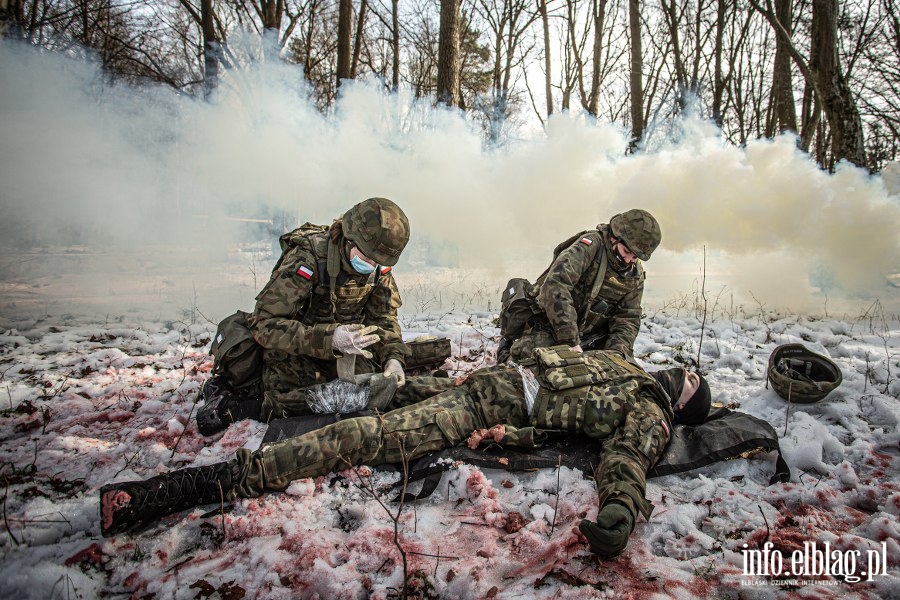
[534,226,645,338]
[277,224,384,327]
[530,347,671,439]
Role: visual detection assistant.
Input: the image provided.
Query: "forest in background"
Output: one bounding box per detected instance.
[1,0,898,173]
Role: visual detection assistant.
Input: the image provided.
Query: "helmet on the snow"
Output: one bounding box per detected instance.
[767,344,842,403]
[342,197,410,267]
[609,209,661,261]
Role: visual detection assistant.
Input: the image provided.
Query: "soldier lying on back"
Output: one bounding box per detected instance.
[100,348,711,559]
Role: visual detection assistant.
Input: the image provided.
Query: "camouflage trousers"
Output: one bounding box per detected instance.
[232,365,526,497]
[231,366,671,522]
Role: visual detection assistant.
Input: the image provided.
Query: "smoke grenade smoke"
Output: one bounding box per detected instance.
[1,40,898,319]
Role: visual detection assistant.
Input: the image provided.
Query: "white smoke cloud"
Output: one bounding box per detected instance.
[1,40,898,320]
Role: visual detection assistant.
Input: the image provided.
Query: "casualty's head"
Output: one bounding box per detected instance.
[650,367,711,426]
[341,197,411,268]
[608,209,661,266]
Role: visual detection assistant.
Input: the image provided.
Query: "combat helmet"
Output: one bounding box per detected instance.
[609,209,661,261]
[343,197,410,266]
[767,344,843,403]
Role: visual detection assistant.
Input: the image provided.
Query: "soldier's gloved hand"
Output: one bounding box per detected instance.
[578,502,634,558]
[332,324,380,359]
[383,358,406,387]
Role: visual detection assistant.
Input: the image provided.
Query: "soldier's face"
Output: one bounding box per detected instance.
[675,369,701,409]
[612,240,638,264]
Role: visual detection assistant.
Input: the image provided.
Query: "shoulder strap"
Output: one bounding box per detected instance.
[588,243,609,301]
[325,238,340,306]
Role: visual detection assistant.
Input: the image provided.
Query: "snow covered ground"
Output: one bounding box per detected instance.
[0,292,898,599]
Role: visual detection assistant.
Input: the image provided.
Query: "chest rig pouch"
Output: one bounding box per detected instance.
[530,346,649,439]
[577,235,643,337]
[301,238,380,326]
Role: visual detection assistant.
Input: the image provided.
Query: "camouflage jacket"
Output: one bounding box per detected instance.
[534,224,645,355]
[529,347,673,439]
[247,226,409,366]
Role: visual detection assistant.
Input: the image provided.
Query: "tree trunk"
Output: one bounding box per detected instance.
[436,0,461,106]
[628,0,644,145]
[711,0,726,125]
[259,0,282,30]
[810,0,866,168]
[0,0,25,38]
[539,0,553,116]
[258,0,283,53]
[767,0,797,136]
[662,0,687,111]
[391,0,400,91]
[587,0,608,117]
[201,0,220,99]
[351,0,367,78]
[336,0,353,85]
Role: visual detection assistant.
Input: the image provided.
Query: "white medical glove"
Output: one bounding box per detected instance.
[383,358,406,387]
[332,324,380,359]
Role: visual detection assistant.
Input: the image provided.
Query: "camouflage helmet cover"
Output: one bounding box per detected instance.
[767,343,843,403]
[609,209,661,261]
[343,197,410,266]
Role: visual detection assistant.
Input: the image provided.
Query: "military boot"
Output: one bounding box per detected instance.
[99,461,234,537]
[196,376,263,436]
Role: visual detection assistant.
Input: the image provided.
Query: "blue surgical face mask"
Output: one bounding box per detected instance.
[350,254,377,275]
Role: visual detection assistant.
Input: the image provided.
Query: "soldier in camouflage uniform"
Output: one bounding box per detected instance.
[499,209,661,363]
[248,197,413,420]
[100,347,711,558]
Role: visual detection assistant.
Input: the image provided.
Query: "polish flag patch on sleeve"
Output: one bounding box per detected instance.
[579,237,593,246]
[296,265,314,280]
[660,419,671,438]
[380,266,392,275]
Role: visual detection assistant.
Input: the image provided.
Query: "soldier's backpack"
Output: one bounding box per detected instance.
[206,224,329,390]
[209,310,263,389]
[498,278,540,340]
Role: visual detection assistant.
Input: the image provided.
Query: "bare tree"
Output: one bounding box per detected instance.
[200,0,220,98]
[752,0,867,168]
[337,0,352,84]
[391,0,400,89]
[437,0,461,105]
[350,0,368,77]
[628,0,645,145]
[0,0,25,37]
[538,0,552,115]
[765,0,797,134]
[585,0,611,116]
[471,0,535,139]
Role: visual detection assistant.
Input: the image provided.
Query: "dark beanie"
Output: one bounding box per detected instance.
[678,374,711,426]
[650,368,711,426]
